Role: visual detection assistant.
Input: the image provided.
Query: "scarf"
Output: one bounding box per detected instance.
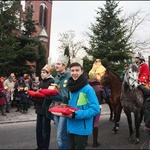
[67,73,88,93]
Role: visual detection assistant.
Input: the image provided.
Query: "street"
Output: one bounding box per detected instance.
[0,109,149,149]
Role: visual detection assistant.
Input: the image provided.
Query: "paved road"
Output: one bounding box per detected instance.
[0,104,149,149]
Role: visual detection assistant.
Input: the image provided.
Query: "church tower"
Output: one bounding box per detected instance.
[25,0,53,60]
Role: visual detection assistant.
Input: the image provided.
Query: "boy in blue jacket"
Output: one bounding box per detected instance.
[64,62,100,149]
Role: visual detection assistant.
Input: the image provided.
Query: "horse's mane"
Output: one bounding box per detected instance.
[129,64,139,72]
[106,68,122,82]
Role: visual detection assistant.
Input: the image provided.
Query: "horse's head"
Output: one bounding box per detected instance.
[123,64,139,90]
[100,70,111,87]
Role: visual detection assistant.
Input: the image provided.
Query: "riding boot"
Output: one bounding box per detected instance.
[93,127,100,147]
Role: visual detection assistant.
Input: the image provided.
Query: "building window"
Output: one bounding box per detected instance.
[44,7,47,27]
[39,5,43,26]
[39,3,47,28]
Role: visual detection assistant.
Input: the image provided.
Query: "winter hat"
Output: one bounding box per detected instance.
[134,52,144,59]
[42,64,53,73]
[56,54,69,65]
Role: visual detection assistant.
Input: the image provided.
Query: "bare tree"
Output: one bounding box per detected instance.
[57,30,85,61]
[122,10,150,53]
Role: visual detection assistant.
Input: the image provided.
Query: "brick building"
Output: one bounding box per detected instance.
[23,0,53,60]
[13,0,53,71]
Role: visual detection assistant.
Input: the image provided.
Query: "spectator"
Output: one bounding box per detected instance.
[14,77,27,112]
[24,74,32,90]
[21,87,30,114]
[10,73,17,83]
[32,76,40,91]
[0,77,6,116]
[65,62,100,149]
[3,85,11,113]
[3,75,15,110]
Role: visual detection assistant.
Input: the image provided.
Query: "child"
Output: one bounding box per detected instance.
[21,88,30,114]
[3,86,11,113]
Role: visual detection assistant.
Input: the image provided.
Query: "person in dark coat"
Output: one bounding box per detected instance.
[138,84,150,138]
[138,85,150,130]
[32,64,54,150]
[88,59,106,147]
[14,77,27,112]
[88,78,103,147]
[21,87,30,114]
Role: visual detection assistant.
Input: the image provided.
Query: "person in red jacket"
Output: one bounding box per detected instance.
[134,52,149,89]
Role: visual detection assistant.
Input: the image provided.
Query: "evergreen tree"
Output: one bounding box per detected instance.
[0,1,46,77]
[0,1,20,76]
[13,36,40,77]
[21,4,47,77]
[22,4,38,36]
[85,0,132,75]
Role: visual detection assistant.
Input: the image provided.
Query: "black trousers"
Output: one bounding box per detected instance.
[68,133,88,150]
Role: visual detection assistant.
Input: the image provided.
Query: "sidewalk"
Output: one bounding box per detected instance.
[0,104,110,124]
[0,105,36,124]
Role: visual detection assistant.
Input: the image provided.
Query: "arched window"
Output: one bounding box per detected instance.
[29,3,33,19]
[39,3,47,28]
[39,5,43,26]
[44,7,47,28]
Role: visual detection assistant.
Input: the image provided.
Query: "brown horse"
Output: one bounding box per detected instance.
[100,69,122,133]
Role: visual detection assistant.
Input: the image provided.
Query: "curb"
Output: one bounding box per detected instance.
[0,119,36,124]
[0,114,111,124]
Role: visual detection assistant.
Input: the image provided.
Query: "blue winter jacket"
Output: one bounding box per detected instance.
[67,84,100,135]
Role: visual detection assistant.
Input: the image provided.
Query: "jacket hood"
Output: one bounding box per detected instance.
[18,77,25,82]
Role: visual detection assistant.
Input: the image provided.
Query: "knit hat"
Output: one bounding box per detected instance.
[42,64,53,73]
[56,54,69,65]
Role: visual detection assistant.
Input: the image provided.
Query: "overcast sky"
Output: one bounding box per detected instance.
[49,1,150,62]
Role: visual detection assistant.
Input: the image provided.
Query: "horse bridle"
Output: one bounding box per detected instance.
[125,69,139,87]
